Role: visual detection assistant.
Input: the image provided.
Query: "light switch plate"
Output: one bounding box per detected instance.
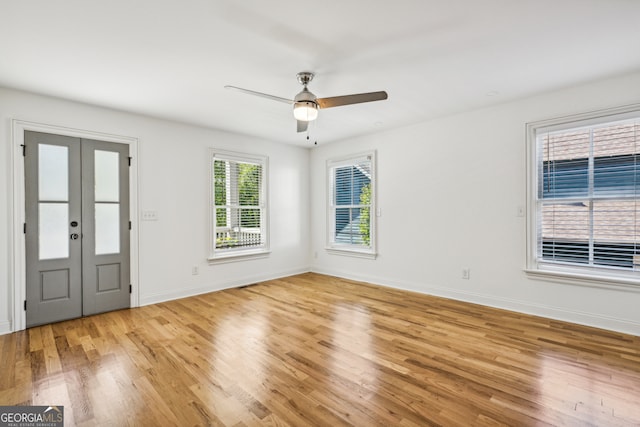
[141,210,158,221]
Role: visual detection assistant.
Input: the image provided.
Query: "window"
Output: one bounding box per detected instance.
[526,105,640,286]
[210,149,268,261]
[327,152,376,258]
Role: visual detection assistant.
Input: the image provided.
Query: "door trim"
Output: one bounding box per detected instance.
[11,119,140,332]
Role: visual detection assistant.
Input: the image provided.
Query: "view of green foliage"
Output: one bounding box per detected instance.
[213,160,262,227]
[238,163,261,227]
[213,160,227,227]
[359,183,371,245]
[213,160,262,233]
[215,236,238,247]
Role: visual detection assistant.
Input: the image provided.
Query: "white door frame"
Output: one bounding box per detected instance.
[11,119,140,332]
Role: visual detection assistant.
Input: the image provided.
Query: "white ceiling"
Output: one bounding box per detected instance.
[1,0,639,146]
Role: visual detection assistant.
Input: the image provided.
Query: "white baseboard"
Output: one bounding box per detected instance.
[0,320,12,336]
[311,267,640,337]
[139,266,311,306]
[5,266,636,337]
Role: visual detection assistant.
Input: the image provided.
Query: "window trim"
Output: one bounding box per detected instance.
[208,148,269,263]
[326,151,377,259]
[525,103,640,288]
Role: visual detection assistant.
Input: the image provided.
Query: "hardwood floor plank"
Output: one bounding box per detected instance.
[1,272,639,426]
[0,333,17,389]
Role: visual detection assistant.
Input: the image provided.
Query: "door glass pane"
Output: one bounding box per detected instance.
[38,144,68,201]
[95,150,119,202]
[39,203,69,260]
[95,203,120,255]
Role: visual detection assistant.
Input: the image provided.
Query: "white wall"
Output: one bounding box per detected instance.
[0,87,311,333]
[3,71,640,337]
[310,71,640,336]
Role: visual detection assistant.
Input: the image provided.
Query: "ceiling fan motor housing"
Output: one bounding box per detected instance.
[294,87,316,103]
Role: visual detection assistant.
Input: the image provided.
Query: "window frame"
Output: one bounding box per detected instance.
[209,148,269,263]
[525,104,640,289]
[326,151,377,259]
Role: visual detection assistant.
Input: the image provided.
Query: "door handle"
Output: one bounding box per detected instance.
[70,233,79,240]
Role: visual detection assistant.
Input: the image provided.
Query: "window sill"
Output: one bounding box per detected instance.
[325,247,377,260]
[208,249,270,264]
[525,266,640,292]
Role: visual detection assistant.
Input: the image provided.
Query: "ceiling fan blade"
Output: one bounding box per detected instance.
[225,85,293,104]
[297,120,308,133]
[316,91,388,109]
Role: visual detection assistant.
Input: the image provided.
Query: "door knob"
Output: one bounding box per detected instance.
[70,233,79,240]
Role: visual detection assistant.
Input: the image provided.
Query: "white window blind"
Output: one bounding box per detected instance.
[328,152,375,255]
[211,150,267,259]
[536,115,640,273]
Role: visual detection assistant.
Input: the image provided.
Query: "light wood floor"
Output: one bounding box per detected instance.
[1,273,639,426]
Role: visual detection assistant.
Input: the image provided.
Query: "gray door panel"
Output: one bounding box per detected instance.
[25,131,130,327]
[25,131,83,327]
[81,139,130,315]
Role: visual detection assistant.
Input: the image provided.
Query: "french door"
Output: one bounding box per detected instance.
[24,131,130,327]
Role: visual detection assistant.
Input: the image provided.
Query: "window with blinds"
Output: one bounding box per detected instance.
[211,150,268,259]
[535,114,640,273]
[327,152,376,256]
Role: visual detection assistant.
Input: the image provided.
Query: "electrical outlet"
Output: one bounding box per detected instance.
[192,266,199,275]
[462,268,470,279]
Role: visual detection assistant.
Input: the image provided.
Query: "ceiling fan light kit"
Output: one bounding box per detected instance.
[225,71,387,134]
[293,101,318,121]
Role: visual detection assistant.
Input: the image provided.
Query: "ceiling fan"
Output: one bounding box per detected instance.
[225,72,388,133]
